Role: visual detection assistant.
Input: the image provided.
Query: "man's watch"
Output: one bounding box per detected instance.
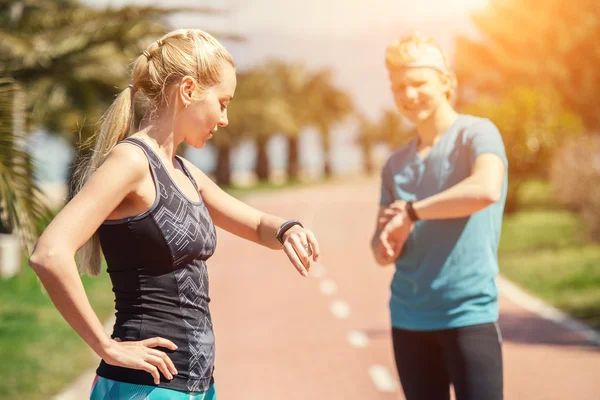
[275,220,304,245]
[405,201,420,222]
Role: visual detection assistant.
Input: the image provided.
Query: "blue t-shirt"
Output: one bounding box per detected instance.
[380,114,508,331]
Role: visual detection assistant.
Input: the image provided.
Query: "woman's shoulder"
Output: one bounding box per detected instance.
[102,140,151,178]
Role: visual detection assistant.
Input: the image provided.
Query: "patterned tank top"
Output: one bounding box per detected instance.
[96,137,217,393]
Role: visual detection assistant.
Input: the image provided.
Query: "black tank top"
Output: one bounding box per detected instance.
[96,137,217,393]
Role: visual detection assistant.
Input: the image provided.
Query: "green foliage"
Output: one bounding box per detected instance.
[0,79,51,250]
[306,69,354,176]
[215,61,354,182]
[0,0,233,146]
[220,67,297,146]
[455,0,600,131]
[261,61,353,179]
[500,199,600,330]
[551,135,600,240]
[357,109,415,149]
[462,86,583,211]
[355,109,415,174]
[0,0,236,245]
[0,255,113,399]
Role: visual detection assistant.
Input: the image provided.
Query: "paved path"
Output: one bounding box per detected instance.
[56,178,600,399]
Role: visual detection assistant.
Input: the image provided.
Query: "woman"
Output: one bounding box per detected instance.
[371,33,507,400]
[29,29,319,399]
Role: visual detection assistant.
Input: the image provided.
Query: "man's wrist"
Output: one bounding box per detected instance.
[405,201,420,222]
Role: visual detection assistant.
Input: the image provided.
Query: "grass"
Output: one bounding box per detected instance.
[221,178,315,198]
[0,258,113,399]
[499,180,600,331]
[220,175,348,199]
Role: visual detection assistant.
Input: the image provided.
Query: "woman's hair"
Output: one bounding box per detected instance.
[385,32,457,101]
[74,29,234,276]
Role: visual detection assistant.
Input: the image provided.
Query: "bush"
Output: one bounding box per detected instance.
[462,86,584,212]
[551,136,600,240]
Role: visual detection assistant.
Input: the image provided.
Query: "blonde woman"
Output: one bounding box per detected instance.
[371,33,506,400]
[29,29,319,399]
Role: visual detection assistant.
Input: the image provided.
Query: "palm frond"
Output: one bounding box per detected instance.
[0,78,51,252]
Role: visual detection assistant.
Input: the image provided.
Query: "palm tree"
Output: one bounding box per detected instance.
[264,62,315,181]
[307,70,354,178]
[1,0,240,195]
[0,78,51,274]
[1,1,234,147]
[217,67,296,184]
[377,109,415,149]
[356,114,378,175]
[356,109,414,175]
[265,63,353,180]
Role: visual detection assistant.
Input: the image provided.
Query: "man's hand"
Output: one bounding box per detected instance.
[377,200,407,230]
[379,210,414,259]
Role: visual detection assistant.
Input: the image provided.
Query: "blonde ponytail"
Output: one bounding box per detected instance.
[74,85,136,276]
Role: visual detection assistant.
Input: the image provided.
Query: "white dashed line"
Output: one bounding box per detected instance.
[330,300,351,319]
[368,365,399,392]
[319,279,338,295]
[347,330,369,348]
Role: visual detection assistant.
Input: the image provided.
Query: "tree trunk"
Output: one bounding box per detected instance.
[287,134,300,181]
[255,138,269,182]
[323,158,332,178]
[215,144,232,186]
[322,129,332,179]
[363,143,374,176]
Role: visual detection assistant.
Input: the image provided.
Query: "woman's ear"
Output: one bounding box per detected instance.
[179,76,196,106]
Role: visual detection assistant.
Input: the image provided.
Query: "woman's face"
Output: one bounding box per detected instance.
[388,66,450,124]
[181,63,237,149]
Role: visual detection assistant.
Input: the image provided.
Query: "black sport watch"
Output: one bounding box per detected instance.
[275,220,304,245]
[405,201,420,222]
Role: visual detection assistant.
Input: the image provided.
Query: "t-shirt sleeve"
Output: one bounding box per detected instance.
[380,161,394,206]
[468,119,508,168]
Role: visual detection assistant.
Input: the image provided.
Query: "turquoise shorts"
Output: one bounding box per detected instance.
[90,375,216,400]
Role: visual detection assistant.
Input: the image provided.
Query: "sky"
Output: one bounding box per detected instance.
[38,0,491,182]
[92,0,489,37]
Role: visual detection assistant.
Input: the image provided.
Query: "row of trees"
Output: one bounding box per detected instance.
[213,62,354,185]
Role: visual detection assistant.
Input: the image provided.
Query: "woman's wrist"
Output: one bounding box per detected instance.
[275,219,304,244]
[95,334,116,359]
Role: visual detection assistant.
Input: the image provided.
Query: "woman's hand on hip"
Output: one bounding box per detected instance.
[102,337,178,385]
